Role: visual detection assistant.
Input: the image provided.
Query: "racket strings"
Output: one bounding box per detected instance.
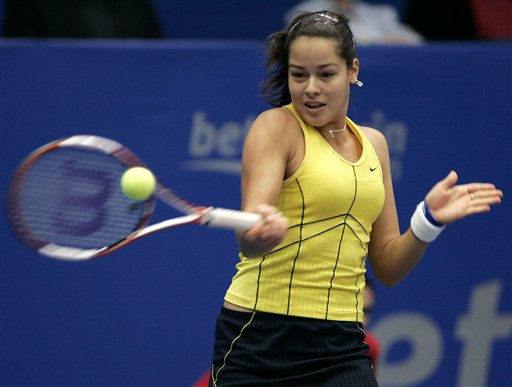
[11,147,151,250]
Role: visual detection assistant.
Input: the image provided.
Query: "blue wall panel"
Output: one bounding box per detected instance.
[1,40,510,386]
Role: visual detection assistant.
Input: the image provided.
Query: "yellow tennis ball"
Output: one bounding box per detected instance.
[120,167,156,201]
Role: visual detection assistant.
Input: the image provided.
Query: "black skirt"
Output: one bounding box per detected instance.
[209,307,378,386]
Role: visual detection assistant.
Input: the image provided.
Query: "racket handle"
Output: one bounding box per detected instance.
[202,208,262,231]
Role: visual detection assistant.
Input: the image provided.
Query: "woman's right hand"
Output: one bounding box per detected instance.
[238,204,289,258]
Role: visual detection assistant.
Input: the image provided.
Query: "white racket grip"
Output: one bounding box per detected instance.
[202,208,262,231]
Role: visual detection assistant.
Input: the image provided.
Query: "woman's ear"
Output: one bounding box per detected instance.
[350,58,363,87]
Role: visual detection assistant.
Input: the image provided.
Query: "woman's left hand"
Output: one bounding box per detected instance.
[425,170,503,225]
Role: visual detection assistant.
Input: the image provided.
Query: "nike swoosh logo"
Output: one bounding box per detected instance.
[370,167,377,172]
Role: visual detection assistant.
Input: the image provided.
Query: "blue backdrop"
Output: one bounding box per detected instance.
[1,39,510,387]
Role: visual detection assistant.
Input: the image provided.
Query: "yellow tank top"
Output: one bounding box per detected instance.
[225,104,385,322]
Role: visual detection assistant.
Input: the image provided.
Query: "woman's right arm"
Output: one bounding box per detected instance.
[236,108,294,258]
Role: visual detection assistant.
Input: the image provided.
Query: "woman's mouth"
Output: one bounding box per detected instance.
[304,102,325,111]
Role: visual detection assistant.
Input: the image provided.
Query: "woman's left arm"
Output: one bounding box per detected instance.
[365,128,502,287]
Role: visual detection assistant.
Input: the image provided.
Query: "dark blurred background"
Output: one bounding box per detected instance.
[1,0,511,41]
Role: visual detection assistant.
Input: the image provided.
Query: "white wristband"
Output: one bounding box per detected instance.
[410,201,446,243]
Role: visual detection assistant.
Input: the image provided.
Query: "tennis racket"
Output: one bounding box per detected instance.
[7,135,261,261]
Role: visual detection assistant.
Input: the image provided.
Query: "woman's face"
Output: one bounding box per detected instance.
[288,36,358,131]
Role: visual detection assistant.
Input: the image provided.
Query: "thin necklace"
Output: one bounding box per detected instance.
[319,123,347,138]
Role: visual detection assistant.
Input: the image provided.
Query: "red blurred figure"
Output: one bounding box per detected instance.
[363,276,381,373]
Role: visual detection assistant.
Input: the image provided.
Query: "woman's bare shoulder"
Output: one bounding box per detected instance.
[359,125,388,153]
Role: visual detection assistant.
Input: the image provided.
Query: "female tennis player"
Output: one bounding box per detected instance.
[208,10,502,386]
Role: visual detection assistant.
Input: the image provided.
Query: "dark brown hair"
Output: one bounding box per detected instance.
[260,11,357,107]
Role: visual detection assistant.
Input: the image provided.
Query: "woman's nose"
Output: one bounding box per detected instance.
[305,77,320,96]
